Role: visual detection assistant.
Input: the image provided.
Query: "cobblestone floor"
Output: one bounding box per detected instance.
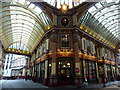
[0,79,120,90]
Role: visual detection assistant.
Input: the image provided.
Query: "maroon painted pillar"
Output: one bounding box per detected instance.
[48,42,58,86]
[74,43,82,87]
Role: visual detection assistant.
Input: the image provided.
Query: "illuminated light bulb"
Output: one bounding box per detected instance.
[61,4,69,13]
[62,4,67,10]
[63,65,66,67]
[47,25,50,29]
[49,64,51,67]
[8,48,11,51]
[67,63,70,66]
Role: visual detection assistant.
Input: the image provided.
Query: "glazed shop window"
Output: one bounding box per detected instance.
[82,38,87,52]
[78,36,82,50]
[61,34,70,48]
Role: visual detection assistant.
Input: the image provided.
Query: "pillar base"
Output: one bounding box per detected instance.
[37,77,41,83]
[44,78,48,86]
[32,76,37,82]
[74,76,83,87]
[21,76,25,79]
[48,76,58,86]
[96,76,100,83]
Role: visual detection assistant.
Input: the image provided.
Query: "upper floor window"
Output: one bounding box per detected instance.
[82,38,87,52]
[61,34,70,48]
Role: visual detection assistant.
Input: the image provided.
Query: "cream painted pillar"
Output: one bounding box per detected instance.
[51,62,56,76]
[22,68,26,76]
[28,69,30,75]
[44,60,49,85]
[0,66,2,75]
[103,64,108,82]
[115,64,119,76]
[39,63,41,77]
[83,60,87,79]
[45,60,48,78]
[104,64,107,77]
[95,62,99,82]
[75,63,81,76]
[32,66,35,76]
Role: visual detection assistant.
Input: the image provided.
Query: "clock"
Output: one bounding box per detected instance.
[61,17,69,27]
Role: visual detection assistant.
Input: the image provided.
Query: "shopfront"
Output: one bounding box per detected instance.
[84,60,97,83]
[40,61,45,83]
[106,64,112,82]
[111,65,116,81]
[57,59,74,85]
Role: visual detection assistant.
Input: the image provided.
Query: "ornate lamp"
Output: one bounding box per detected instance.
[60,3,69,13]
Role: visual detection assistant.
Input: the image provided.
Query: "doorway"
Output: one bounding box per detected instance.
[58,60,73,85]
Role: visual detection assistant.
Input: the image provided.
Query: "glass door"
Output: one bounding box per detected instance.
[85,60,97,83]
[58,60,73,85]
[36,64,39,79]
[107,64,111,82]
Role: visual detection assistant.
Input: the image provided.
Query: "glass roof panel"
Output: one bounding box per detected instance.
[44,0,87,9]
[1,0,53,52]
[78,0,120,47]
[34,6,42,14]
[95,2,102,8]
[28,3,35,9]
[9,43,29,51]
[86,0,120,44]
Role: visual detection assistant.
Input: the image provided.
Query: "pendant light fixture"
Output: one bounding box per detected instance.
[60,0,69,13]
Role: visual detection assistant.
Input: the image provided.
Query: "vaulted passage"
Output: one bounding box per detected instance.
[0,0,120,89]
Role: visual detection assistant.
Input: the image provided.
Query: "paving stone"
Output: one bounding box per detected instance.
[1,79,120,89]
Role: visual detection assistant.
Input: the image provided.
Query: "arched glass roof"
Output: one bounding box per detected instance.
[9,43,29,51]
[44,0,87,9]
[0,0,53,52]
[78,0,120,48]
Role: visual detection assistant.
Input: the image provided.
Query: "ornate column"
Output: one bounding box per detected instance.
[44,60,48,85]
[74,42,82,87]
[48,42,57,86]
[22,68,26,79]
[33,61,36,82]
[39,63,41,78]
[110,63,114,81]
[103,59,107,83]
[32,64,34,77]
[37,63,41,83]
[94,45,99,83]
[83,59,87,82]
[95,61,99,83]
[115,63,119,80]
